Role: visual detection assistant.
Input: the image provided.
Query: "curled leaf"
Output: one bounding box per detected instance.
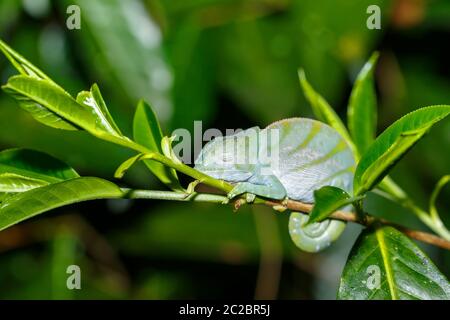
[76,84,123,137]
[161,135,182,165]
[114,153,152,179]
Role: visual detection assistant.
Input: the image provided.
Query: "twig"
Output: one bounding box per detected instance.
[394,227,450,250]
[264,199,450,250]
[123,189,450,251]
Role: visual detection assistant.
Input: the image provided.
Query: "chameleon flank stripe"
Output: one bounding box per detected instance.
[286,120,322,156]
[194,118,356,252]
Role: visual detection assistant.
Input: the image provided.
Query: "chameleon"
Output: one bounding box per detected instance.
[194,117,356,252]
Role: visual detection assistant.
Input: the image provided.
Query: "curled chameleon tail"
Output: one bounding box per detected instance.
[194,118,356,253]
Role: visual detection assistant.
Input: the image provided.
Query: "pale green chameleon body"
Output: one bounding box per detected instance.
[194,118,356,252]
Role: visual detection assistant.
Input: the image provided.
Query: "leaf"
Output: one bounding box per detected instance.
[354,105,450,195]
[0,39,56,84]
[299,69,353,147]
[133,100,181,190]
[114,153,149,179]
[0,148,79,192]
[338,226,450,300]
[2,75,96,131]
[0,192,10,202]
[429,175,450,221]
[347,52,379,155]
[161,135,182,165]
[76,83,123,137]
[65,0,173,124]
[2,76,129,144]
[0,177,123,232]
[0,173,50,193]
[345,53,407,202]
[307,186,361,225]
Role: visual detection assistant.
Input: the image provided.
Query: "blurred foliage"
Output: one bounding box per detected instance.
[0,0,449,299]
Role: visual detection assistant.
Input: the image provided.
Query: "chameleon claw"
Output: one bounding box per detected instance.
[233,198,246,211]
[272,197,288,212]
[273,205,287,213]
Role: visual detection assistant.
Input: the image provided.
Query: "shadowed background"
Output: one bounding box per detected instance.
[0,0,449,299]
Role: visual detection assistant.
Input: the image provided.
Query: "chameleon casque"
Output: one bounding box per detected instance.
[194,118,356,252]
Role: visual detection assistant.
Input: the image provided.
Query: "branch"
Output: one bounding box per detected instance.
[118,142,450,246]
[123,189,450,251]
[259,199,450,250]
[120,142,450,250]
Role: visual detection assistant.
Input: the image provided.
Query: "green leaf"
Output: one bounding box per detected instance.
[429,175,450,221]
[0,177,123,232]
[133,100,182,191]
[76,83,123,137]
[0,148,79,192]
[0,192,10,202]
[0,39,56,84]
[64,0,173,125]
[2,76,130,144]
[2,75,96,131]
[299,70,352,144]
[0,173,50,193]
[354,105,450,195]
[338,226,450,300]
[307,186,361,224]
[345,53,407,201]
[161,135,182,165]
[347,52,379,155]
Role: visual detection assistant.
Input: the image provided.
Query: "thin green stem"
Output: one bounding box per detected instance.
[402,200,450,241]
[99,133,450,246]
[119,189,450,250]
[373,188,450,241]
[118,139,234,193]
[122,188,228,203]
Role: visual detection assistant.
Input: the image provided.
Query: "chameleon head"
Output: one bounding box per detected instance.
[194,127,260,182]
